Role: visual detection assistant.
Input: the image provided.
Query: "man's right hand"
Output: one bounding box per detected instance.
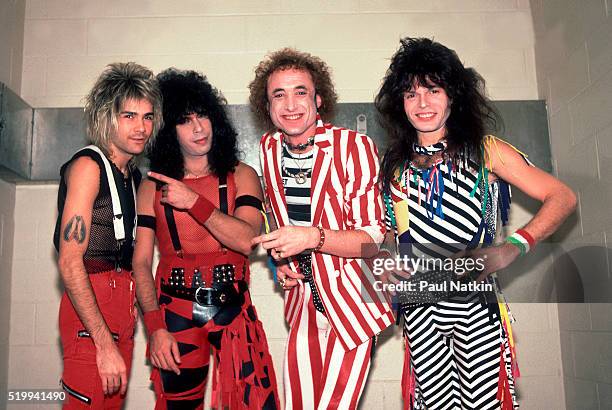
[149,329,181,375]
[96,343,128,396]
[276,262,302,290]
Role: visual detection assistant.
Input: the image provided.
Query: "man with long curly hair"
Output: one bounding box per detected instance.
[132,69,279,409]
[376,37,576,409]
[249,48,394,409]
[54,62,162,408]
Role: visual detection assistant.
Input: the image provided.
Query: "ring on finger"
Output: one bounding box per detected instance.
[279,278,286,287]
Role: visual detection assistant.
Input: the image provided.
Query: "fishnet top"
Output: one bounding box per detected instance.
[154,172,237,256]
[53,149,141,272]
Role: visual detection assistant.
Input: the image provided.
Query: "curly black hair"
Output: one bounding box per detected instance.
[376,37,501,191]
[248,48,337,131]
[148,68,240,180]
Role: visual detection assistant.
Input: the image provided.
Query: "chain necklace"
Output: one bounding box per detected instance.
[281,146,312,185]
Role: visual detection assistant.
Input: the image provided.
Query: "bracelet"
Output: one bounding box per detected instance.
[143,310,165,335]
[313,226,325,252]
[506,228,535,256]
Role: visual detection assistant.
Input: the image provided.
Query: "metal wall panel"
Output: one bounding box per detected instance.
[0,84,33,179]
[0,80,551,180]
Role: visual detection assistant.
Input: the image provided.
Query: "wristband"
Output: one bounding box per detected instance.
[313,226,325,252]
[143,310,165,335]
[506,229,535,256]
[188,195,215,224]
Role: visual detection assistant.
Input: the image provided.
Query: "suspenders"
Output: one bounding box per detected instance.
[79,145,137,243]
[164,174,228,257]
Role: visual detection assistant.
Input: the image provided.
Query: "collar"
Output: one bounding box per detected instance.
[267,115,332,150]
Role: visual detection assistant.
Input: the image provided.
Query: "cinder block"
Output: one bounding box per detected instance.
[597,123,612,181]
[597,381,612,409]
[514,331,563,377]
[558,303,592,331]
[9,303,36,346]
[252,295,289,340]
[368,332,404,381]
[564,376,598,410]
[548,45,589,116]
[560,330,575,378]
[357,0,518,12]
[382,379,403,409]
[23,19,87,57]
[359,380,385,409]
[573,332,612,384]
[34,302,60,345]
[589,303,612,332]
[509,303,553,332]
[569,69,612,144]
[481,11,534,49]
[8,345,63,388]
[514,375,565,410]
[87,17,246,55]
[20,56,46,99]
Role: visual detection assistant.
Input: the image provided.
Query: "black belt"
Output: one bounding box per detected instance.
[160,280,246,307]
[298,254,325,313]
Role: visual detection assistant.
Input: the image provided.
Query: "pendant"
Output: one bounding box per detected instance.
[295,172,306,184]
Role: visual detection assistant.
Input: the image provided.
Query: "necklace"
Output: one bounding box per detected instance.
[284,136,315,152]
[413,139,447,156]
[281,148,312,185]
[184,166,210,179]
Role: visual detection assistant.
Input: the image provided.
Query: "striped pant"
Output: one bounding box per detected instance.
[403,296,517,410]
[284,285,373,410]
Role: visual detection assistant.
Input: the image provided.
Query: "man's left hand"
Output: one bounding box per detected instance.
[252,226,318,259]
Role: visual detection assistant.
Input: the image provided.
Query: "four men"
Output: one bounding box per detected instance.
[54,41,575,409]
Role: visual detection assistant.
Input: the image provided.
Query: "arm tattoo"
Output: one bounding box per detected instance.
[63,215,87,244]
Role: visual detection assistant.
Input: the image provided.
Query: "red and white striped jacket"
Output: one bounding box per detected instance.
[259,119,394,352]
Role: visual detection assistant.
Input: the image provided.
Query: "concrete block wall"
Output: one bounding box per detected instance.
[0,179,17,403]
[0,0,575,408]
[530,0,612,408]
[0,0,25,93]
[21,0,537,107]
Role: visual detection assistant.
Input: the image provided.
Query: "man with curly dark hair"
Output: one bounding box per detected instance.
[376,37,576,409]
[132,68,279,409]
[249,48,394,409]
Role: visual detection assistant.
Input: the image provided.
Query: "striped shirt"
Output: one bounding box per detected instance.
[281,145,313,227]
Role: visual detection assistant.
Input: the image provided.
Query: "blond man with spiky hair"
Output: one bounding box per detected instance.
[53,62,162,409]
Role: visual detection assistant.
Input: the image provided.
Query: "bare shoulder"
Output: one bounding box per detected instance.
[235,161,259,179]
[65,156,100,191]
[234,162,263,197]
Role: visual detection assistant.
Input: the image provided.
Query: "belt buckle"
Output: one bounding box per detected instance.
[195,286,207,305]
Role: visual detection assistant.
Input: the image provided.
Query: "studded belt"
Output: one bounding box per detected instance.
[160,265,244,307]
[298,254,325,313]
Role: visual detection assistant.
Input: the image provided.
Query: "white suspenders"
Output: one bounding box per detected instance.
[78,145,137,243]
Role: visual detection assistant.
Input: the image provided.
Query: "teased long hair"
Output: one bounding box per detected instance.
[376,37,501,191]
[148,69,239,180]
[84,62,163,158]
[248,48,337,131]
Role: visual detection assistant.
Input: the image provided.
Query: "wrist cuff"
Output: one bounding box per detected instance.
[143,310,165,335]
[188,195,215,224]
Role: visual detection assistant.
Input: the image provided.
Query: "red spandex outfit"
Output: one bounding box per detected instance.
[148,172,279,410]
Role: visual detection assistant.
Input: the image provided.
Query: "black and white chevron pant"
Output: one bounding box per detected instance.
[403,296,517,410]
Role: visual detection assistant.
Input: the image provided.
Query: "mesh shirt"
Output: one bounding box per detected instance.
[53,149,141,272]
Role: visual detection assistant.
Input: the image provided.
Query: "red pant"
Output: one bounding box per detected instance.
[59,271,136,409]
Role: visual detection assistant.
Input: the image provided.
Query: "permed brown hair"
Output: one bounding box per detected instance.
[248,48,338,131]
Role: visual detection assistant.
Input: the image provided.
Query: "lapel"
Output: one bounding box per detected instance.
[265,131,290,227]
[310,120,333,226]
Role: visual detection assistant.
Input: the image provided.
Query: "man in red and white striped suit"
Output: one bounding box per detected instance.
[249,48,394,409]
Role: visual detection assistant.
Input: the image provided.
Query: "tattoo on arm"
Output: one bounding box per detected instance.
[63,215,87,244]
